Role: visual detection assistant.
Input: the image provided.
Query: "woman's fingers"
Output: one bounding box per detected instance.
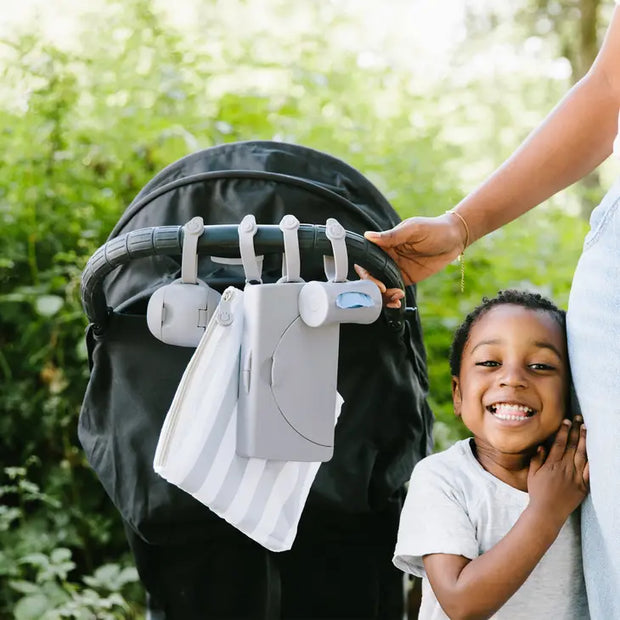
[364,218,418,247]
[384,288,405,309]
[353,264,386,292]
[353,265,404,308]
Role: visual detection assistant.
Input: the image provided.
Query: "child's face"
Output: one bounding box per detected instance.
[452,304,569,456]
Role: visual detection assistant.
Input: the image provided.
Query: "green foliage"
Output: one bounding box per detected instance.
[0,0,603,614]
[0,463,140,617]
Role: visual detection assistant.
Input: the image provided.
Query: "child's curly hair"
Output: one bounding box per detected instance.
[449,289,566,376]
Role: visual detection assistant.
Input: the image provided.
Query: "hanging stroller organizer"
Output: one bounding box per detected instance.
[81,218,404,336]
[81,214,399,463]
[78,141,433,550]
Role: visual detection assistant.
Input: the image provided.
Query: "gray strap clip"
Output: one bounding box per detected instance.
[238,215,263,284]
[323,218,348,282]
[279,214,303,283]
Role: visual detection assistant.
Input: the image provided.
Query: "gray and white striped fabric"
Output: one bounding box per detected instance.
[153,286,342,552]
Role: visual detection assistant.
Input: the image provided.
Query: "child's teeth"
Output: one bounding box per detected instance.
[491,403,533,420]
[494,413,527,421]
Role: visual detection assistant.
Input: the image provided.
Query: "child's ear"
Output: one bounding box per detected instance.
[452,376,462,418]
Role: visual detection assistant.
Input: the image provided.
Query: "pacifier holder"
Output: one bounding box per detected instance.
[146,216,222,347]
[236,215,381,462]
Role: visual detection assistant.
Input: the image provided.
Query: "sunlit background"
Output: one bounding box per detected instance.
[3,0,616,191]
[0,1,617,617]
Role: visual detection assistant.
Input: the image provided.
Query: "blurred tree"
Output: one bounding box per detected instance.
[462,0,610,216]
[524,0,603,80]
[523,0,606,217]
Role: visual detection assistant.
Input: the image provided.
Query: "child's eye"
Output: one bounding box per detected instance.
[529,363,555,371]
[475,360,500,367]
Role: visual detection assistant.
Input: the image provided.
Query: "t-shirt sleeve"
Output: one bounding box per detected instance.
[393,455,479,577]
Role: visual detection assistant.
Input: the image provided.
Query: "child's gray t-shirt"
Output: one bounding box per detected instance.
[393,439,589,619]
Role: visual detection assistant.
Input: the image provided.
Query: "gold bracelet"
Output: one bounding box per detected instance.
[445,209,470,252]
[445,210,471,292]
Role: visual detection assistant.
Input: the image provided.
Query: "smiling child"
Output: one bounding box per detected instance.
[393,290,589,619]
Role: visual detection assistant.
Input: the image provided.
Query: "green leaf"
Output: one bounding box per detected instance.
[50,548,72,564]
[34,295,64,317]
[19,553,49,568]
[8,580,40,595]
[14,593,50,620]
[83,563,139,590]
[0,506,22,531]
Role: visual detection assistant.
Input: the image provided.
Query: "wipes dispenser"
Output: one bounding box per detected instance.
[236,215,382,462]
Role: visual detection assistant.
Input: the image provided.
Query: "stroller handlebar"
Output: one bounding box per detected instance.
[81,224,407,334]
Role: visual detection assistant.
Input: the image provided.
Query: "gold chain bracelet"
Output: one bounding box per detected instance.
[445,210,470,292]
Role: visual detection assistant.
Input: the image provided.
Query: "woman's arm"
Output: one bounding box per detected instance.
[367,8,620,285]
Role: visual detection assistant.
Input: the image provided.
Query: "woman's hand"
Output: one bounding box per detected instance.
[353,264,405,309]
[364,212,468,285]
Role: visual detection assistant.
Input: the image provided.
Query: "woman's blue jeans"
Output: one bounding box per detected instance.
[567,177,620,618]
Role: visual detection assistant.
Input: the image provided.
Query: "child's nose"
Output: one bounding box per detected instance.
[498,365,528,388]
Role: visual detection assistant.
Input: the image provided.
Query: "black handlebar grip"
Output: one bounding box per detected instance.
[80,224,406,334]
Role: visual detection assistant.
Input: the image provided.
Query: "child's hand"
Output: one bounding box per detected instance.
[527,416,589,526]
[353,264,405,309]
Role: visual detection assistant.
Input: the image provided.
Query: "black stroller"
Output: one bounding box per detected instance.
[80,141,433,619]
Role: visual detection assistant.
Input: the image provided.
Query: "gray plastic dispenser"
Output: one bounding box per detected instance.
[235,215,381,462]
